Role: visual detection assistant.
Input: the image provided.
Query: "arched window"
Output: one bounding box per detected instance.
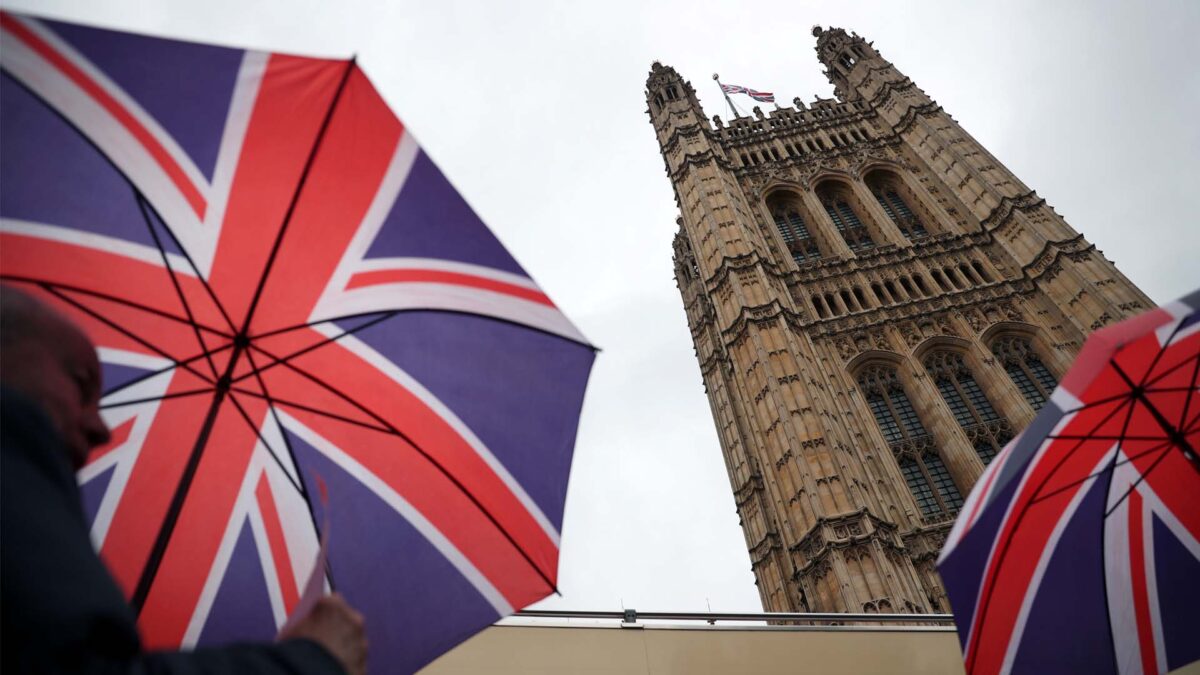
[818,185,876,253]
[899,453,963,517]
[770,203,822,265]
[873,189,926,239]
[859,366,926,444]
[866,172,929,241]
[923,351,1012,464]
[857,365,963,519]
[991,336,1058,410]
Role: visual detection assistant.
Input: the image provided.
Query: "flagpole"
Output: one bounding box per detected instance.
[713,73,743,119]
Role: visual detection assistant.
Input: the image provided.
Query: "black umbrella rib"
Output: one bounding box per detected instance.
[100,387,216,410]
[1102,443,1180,518]
[250,308,598,353]
[230,386,391,434]
[1099,391,1200,517]
[135,192,220,379]
[1139,350,1200,391]
[1028,438,1175,507]
[1017,397,1133,509]
[1058,390,1144,416]
[1111,360,1200,472]
[1132,313,1189,390]
[1178,352,1200,430]
[0,68,243,339]
[101,342,235,400]
[1144,386,1200,394]
[0,275,231,338]
[1,64,240,337]
[237,57,356,340]
[133,195,239,336]
[246,341,559,593]
[223,391,304,495]
[239,346,336,592]
[231,311,398,386]
[40,284,217,386]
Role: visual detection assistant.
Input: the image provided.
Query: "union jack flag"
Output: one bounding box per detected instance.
[0,13,594,673]
[938,292,1200,674]
[720,81,774,103]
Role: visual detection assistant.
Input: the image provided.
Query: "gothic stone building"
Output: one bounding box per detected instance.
[645,27,1152,614]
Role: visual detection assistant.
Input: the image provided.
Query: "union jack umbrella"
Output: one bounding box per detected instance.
[0,13,595,673]
[937,292,1200,674]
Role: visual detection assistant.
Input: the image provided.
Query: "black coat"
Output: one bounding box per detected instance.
[1,390,344,674]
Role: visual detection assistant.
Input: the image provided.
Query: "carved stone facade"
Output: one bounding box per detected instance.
[645,27,1151,614]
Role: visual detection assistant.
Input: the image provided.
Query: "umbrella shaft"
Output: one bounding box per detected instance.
[129,343,243,614]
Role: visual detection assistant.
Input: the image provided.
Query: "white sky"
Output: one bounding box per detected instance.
[6,0,1197,615]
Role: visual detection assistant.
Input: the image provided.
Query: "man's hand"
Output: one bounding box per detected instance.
[279,593,367,675]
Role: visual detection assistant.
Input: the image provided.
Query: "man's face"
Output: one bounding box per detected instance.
[3,310,111,470]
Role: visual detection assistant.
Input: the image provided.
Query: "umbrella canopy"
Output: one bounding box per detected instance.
[937,292,1200,675]
[0,13,595,673]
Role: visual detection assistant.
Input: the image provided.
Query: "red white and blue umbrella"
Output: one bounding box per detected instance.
[0,13,594,673]
[938,292,1200,674]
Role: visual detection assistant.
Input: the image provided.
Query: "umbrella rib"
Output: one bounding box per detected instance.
[135,198,239,336]
[223,390,305,495]
[1144,386,1199,394]
[0,64,241,336]
[1019,397,1133,508]
[245,341,560,594]
[250,308,598,353]
[1102,443,1179,518]
[39,283,217,385]
[100,387,217,410]
[230,386,392,434]
[238,347,338,591]
[1137,347,1200,392]
[1171,351,1200,430]
[1132,312,1189,390]
[134,192,220,380]
[0,274,232,338]
[965,395,1133,670]
[1111,360,1200,472]
[248,311,392,341]
[1058,390,1143,416]
[232,311,398,386]
[1027,439,1175,507]
[101,341,234,400]
[237,57,356,340]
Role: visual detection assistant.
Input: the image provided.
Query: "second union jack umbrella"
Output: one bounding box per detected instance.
[937,292,1200,675]
[0,13,595,673]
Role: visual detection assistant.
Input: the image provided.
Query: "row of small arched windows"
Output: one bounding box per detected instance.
[740,128,873,167]
[810,258,994,319]
[857,337,1058,520]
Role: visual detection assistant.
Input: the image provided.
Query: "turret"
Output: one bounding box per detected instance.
[645,62,707,145]
[813,26,933,119]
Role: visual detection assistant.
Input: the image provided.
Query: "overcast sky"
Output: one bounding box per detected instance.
[5,0,1197,615]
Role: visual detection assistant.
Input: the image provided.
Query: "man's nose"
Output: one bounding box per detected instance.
[85,411,111,449]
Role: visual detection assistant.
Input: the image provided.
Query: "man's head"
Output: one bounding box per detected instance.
[1,286,111,469]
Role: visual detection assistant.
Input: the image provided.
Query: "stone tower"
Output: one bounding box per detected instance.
[645,27,1152,614]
